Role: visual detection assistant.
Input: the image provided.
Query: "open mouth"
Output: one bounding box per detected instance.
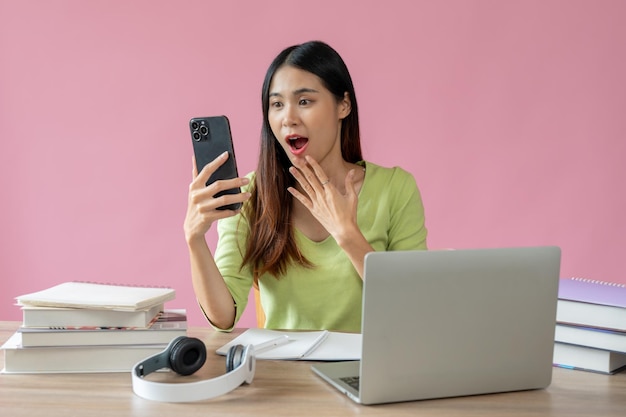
[287,136,309,154]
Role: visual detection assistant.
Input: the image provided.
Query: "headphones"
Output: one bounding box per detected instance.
[132,336,256,402]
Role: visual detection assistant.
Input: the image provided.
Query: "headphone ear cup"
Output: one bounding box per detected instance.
[225,344,245,372]
[168,337,207,376]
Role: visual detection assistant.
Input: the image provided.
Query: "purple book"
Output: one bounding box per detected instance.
[558,278,626,308]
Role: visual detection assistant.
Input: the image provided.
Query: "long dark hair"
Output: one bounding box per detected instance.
[241,41,362,278]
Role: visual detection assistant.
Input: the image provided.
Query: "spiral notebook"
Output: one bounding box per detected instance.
[15,282,175,311]
[556,277,626,331]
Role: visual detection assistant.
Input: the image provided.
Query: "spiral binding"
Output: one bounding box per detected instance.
[569,277,626,288]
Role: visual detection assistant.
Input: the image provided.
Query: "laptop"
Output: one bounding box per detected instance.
[311,246,561,405]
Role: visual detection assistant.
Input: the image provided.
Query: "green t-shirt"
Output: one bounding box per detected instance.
[213,161,427,332]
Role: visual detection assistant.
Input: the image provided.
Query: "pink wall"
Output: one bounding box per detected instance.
[1,1,624,327]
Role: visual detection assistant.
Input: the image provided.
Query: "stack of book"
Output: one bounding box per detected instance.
[1,281,187,373]
[553,277,626,374]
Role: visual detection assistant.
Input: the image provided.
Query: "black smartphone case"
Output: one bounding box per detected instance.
[190,116,242,210]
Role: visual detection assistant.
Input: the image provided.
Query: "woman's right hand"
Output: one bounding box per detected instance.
[184,151,251,243]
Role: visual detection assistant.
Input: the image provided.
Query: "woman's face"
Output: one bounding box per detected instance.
[268,65,351,165]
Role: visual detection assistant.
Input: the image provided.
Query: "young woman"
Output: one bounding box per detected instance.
[184,41,427,333]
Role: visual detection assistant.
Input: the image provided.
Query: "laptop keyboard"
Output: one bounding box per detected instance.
[340,376,360,391]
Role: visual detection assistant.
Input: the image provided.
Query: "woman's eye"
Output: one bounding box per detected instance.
[270,101,283,109]
[299,99,311,106]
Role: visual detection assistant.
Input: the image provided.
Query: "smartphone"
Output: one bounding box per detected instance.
[189,116,242,211]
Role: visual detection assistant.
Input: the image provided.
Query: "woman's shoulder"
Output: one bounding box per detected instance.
[361,161,416,186]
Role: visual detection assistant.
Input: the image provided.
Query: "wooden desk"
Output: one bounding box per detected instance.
[1,321,624,416]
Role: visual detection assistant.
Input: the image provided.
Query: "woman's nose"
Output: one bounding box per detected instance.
[282,104,299,126]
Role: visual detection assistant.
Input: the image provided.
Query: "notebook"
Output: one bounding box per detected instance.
[16,282,175,311]
[311,246,561,405]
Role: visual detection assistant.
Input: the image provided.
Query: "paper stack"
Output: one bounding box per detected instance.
[553,277,626,374]
[1,282,186,373]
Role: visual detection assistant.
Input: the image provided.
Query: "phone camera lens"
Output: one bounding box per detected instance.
[199,125,209,136]
[193,131,201,141]
[191,121,199,130]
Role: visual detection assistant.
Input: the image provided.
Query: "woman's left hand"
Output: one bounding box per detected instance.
[287,155,359,244]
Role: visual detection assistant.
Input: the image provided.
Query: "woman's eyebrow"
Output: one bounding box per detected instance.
[293,87,319,95]
[269,88,319,98]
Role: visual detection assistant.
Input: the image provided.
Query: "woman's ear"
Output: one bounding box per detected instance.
[338,92,352,120]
